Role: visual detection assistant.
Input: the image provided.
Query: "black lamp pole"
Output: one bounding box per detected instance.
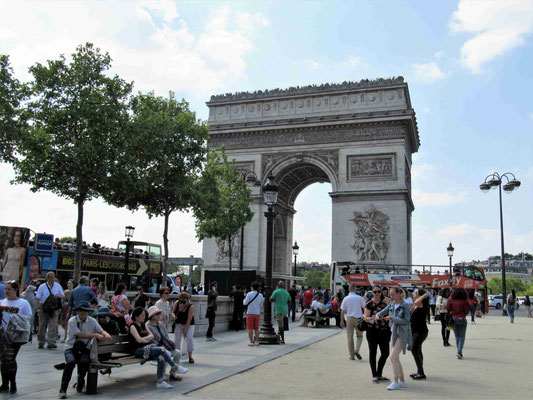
[447,242,454,289]
[259,175,280,345]
[480,172,521,316]
[292,241,299,278]
[124,225,135,289]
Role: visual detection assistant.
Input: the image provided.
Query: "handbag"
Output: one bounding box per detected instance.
[357,318,368,332]
[434,313,441,322]
[42,284,62,314]
[445,313,454,330]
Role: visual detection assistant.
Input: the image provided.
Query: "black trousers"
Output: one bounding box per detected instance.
[440,313,450,341]
[60,348,90,393]
[232,307,244,331]
[0,342,21,385]
[290,302,296,321]
[206,314,216,338]
[366,329,391,378]
[411,330,428,375]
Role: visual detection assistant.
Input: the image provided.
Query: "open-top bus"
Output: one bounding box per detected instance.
[330,262,489,313]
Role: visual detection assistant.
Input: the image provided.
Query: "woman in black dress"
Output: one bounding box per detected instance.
[410,288,430,380]
[364,285,391,383]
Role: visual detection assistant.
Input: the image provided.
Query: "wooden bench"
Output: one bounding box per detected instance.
[304,311,330,327]
[86,334,143,394]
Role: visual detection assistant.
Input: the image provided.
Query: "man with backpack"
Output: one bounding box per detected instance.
[35,272,64,349]
[243,281,263,346]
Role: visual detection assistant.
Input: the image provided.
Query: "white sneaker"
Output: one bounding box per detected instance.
[248,342,255,347]
[387,381,401,390]
[399,381,407,388]
[156,381,173,389]
[177,365,188,374]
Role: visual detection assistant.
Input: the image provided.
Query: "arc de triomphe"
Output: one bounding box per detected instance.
[201,77,419,278]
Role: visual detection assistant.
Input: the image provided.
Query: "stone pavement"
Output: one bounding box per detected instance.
[187,309,533,399]
[14,320,340,399]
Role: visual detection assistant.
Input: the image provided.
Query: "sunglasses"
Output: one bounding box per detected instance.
[373,290,381,294]
[162,292,170,295]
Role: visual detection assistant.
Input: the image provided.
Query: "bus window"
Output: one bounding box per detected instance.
[149,245,161,260]
[465,267,483,281]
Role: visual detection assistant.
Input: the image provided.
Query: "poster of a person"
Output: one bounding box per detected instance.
[0,226,30,283]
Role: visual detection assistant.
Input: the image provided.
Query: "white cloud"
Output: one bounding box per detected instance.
[527,112,533,120]
[0,2,269,98]
[450,0,533,73]
[411,162,434,180]
[306,60,322,70]
[412,189,467,206]
[412,62,448,82]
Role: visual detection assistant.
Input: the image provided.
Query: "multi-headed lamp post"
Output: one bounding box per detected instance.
[259,175,280,345]
[479,172,521,316]
[123,225,135,287]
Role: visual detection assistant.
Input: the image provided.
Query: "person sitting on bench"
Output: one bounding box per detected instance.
[146,306,188,381]
[59,300,111,399]
[128,307,180,389]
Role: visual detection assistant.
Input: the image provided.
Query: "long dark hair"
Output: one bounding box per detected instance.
[441,288,450,299]
[451,287,467,301]
[417,289,429,308]
[115,283,126,296]
[131,307,145,322]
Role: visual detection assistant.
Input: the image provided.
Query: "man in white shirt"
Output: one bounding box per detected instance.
[243,281,264,346]
[340,284,366,360]
[35,271,64,349]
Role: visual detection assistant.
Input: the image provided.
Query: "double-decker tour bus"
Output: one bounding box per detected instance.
[330,262,489,313]
[26,239,164,292]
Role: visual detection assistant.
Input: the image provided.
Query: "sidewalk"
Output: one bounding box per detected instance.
[16,320,341,399]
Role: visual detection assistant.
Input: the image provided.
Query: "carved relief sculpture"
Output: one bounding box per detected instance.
[351,205,389,261]
[216,236,240,262]
[348,154,395,181]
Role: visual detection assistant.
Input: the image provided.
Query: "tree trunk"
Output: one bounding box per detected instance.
[228,234,232,271]
[73,199,84,285]
[162,211,170,286]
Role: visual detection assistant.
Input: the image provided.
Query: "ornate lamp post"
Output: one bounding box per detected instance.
[479,172,521,316]
[124,225,135,288]
[238,169,261,271]
[292,241,299,279]
[447,242,454,289]
[259,175,280,345]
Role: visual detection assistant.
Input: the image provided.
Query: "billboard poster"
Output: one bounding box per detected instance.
[0,226,31,283]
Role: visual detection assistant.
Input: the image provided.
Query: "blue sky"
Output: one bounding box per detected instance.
[0,0,532,266]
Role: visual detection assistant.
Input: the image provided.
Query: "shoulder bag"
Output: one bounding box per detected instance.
[42,284,62,314]
[244,292,260,313]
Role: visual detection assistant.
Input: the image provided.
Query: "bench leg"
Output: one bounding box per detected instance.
[86,369,98,395]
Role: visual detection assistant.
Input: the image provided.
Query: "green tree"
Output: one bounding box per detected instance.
[320,271,331,290]
[0,55,29,163]
[9,43,132,283]
[193,150,254,271]
[192,266,201,286]
[104,91,208,283]
[487,277,526,295]
[59,236,76,243]
[305,269,325,288]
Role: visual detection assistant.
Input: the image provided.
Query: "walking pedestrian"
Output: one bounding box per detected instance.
[0,281,32,393]
[270,281,291,344]
[447,287,470,359]
[229,285,245,331]
[172,292,196,363]
[303,286,314,310]
[375,287,411,390]
[468,290,476,324]
[155,286,172,329]
[340,284,366,360]
[524,295,531,318]
[110,283,132,334]
[410,289,429,380]
[436,288,451,347]
[507,289,517,323]
[429,289,437,318]
[364,285,391,383]
[243,281,263,346]
[205,282,218,341]
[58,300,111,398]
[288,284,297,322]
[35,271,64,349]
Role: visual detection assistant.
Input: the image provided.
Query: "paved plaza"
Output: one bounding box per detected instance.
[12,309,532,399]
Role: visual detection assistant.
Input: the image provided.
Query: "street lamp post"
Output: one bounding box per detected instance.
[480,172,521,316]
[447,242,454,289]
[292,241,299,279]
[238,169,261,271]
[124,225,135,289]
[259,175,280,345]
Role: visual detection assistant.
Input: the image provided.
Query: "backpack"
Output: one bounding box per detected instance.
[508,296,515,306]
[4,313,31,344]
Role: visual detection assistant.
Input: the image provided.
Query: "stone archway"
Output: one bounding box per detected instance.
[202,77,419,277]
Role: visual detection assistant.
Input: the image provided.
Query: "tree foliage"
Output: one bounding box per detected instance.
[193,150,254,270]
[0,55,29,163]
[487,277,527,295]
[7,43,132,283]
[104,91,209,283]
[305,269,326,288]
